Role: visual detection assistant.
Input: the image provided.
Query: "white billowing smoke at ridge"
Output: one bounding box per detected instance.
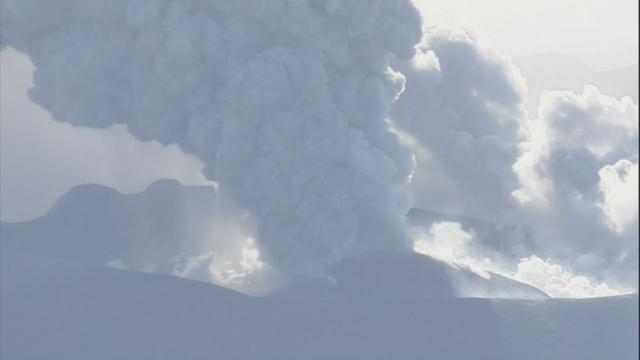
[514,86,639,288]
[511,255,622,298]
[1,0,422,276]
[413,221,627,298]
[413,221,492,279]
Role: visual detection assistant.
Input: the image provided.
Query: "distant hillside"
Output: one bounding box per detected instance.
[0,180,221,269]
[514,52,638,112]
[0,180,545,299]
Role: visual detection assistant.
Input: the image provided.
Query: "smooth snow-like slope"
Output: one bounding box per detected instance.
[1,249,637,360]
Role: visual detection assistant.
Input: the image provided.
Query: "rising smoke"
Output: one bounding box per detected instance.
[1,0,423,276]
[391,25,638,296]
[514,85,639,288]
[390,25,528,222]
[2,0,637,297]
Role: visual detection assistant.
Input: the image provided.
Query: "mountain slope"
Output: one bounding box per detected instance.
[1,180,546,299]
[273,251,546,301]
[1,249,637,360]
[1,182,637,359]
[514,52,638,112]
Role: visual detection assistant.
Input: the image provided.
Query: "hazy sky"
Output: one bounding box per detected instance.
[414,0,639,70]
[0,50,208,222]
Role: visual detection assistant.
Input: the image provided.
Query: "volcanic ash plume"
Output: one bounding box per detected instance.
[1,0,423,276]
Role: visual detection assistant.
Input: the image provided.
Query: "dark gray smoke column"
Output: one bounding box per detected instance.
[1,0,423,275]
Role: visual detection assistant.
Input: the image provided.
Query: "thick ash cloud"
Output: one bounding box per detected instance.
[390,26,528,221]
[1,0,423,276]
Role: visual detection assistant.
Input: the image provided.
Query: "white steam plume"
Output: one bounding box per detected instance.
[413,221,629,298]
[599,160,639,234]
[391,26,638,293]
[511,255,626,298]
[390,25,528,222]
[514,86,639,288]
[1,0,423,276]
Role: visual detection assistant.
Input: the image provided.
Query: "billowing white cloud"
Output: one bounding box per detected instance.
[391,26,637,295]
[512,85,638,289]
[599,160,639,234]
[391,25,528,222]
[392,28,637,294]
[514,85,638,207]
